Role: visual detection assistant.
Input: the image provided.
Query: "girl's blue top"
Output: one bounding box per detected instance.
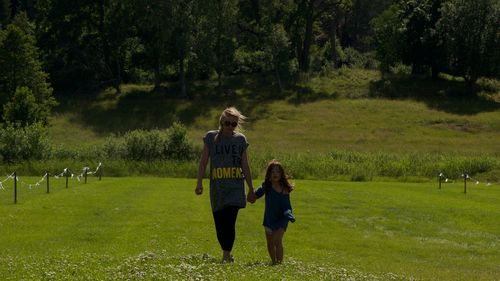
[255,182,293,231]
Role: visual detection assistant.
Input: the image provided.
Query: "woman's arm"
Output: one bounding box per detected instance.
[241,150,256,203]
[195,144,209,195]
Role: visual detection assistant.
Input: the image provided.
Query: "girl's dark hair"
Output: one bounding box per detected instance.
[264,159,294,193]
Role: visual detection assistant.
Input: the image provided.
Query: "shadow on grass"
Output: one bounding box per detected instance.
[54,73,288,135]
[53,71,499,134]
[368,74,500,115]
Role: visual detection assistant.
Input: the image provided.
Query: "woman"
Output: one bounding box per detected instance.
[195,107,256,262]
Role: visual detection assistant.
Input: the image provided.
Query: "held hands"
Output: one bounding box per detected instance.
[195,184,203,195]
[247,190,256,203]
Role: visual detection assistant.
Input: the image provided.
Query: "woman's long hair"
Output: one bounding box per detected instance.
[264,159,294,193]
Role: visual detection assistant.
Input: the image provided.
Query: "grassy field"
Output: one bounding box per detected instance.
[38,69,500,181]
[1,177,499,280]
[49,70,500,155]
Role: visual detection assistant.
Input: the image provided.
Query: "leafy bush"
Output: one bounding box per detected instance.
[233,48,267,73]
[342,47,368,68]
[123,129,166,161]
[164,122,196,160]
[390,63,412,75]
[0,123,51,163]
[2,87,40,126]
[102,122,196,161]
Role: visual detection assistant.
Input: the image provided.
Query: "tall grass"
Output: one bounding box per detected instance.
[3,150,498,182]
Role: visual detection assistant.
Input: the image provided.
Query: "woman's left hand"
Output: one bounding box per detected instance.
[247,190,256,203]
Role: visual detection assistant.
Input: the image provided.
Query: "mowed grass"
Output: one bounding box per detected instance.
[1,177,499,280]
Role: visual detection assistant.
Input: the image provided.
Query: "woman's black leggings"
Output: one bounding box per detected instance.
[212,206,240,251]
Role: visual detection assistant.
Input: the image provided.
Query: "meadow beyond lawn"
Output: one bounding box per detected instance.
[0,177,499,280]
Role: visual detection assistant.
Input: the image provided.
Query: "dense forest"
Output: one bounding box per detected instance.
[0,0,499,125]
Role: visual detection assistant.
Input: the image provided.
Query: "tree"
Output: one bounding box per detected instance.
[398,0,443,76]
[0,0,9,28]
[35,0,131,92]
[3,86,39,125]
[437,0,500,92]
[285,0,347,73]
[203,0,238,92]
[372,0,444,76]
[0,13,56,125]
[170,0,199,98]
[371,4,404,72]
[343,0,392,51]
[264,24,292,92]
[133,0,173,91]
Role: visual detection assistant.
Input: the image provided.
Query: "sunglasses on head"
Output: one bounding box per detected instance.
[224,121,238,127]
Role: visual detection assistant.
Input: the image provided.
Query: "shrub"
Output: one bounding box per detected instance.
[2,87,39,126]
[123,129,166,161]
[102,122,196,161]
[0,123,51,163]
[342,47,367,68]
[164,122,196,161]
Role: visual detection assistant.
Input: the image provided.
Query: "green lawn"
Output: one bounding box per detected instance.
[1,177,498,280]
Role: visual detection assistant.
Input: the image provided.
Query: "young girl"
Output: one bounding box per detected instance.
[254,160,295,264]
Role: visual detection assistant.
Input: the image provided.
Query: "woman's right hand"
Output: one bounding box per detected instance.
[195,184,203,195]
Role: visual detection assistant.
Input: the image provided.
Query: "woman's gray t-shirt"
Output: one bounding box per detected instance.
[204,130,249,212]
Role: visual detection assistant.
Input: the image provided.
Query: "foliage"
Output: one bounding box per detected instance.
[0,0,9,27]
[373,0,498,88]
[397,0,443,75]
[0,122,51,163]
[0,13,56,124]
[2,86,40,125]
[437,0,500,90]
[102,122,196,162]
[263,24,294,91]
[371,4,403,72]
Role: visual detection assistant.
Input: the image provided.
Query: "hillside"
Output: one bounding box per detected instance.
[40,69,500,180]
[49,70,500,156]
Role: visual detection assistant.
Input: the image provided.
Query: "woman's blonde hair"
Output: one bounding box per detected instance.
[218,107,246,133]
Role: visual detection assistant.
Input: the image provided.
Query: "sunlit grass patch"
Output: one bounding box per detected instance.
[0,251,409,281]
[1,178,499,280]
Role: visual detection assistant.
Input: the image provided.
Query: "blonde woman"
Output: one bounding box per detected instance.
[195,107,256,262]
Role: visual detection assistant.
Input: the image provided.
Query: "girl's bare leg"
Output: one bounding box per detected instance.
[265,231,276,264]
[273,228,285,264]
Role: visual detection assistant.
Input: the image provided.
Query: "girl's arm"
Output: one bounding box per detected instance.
[254,186,265,199]
[241,150,256,203]
[195,144,209,195]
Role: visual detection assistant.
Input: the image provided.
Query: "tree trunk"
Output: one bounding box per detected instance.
[98,0,114,90]
[275,62,283,93]
[431,64,439,79]
[179,48,187,98]
[10,0,19,18]
[250,0,260,25]
[217,71,223,95]
[115,60,121,94]
[299,0,314,72]
[329,16,338,67]
[154,58,161,91]
[465,75,477,95]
